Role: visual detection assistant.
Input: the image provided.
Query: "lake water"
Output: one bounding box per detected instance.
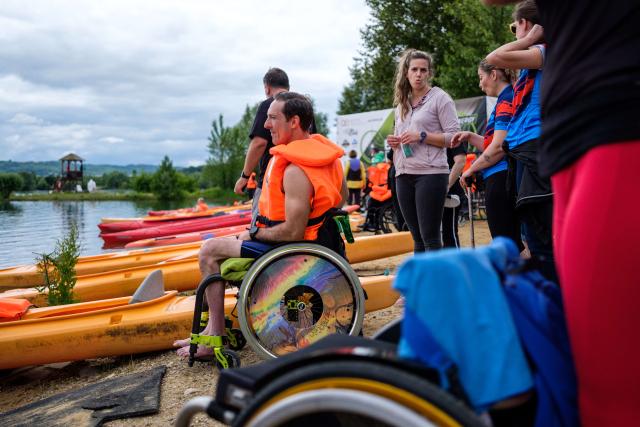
[0,200,193,269]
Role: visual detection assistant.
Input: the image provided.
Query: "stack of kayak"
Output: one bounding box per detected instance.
[0,232,412,369]
[99,203,253,248]
[100,211,252,247]
[100,204,364,249]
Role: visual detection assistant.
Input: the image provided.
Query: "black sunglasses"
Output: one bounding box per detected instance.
[509,22,517,34]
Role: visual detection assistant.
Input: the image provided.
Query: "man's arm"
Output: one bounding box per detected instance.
[252,164,312,243]
[339,175,348,207]
[234,136,268,195]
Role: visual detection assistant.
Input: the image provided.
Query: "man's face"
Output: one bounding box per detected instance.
[264,100,293,145]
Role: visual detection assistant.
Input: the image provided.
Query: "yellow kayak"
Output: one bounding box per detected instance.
[0,232,412,291]
[0,275,398,370]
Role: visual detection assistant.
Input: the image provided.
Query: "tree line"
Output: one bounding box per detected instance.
[338,0,514,114]
[0,101,328,201]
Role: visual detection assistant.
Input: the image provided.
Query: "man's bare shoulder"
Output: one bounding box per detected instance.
[283,164,312,196]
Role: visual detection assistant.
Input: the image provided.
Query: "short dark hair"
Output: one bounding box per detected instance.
[513,0,539,25]
[263,67,290,90]
[349,150,357,158]
[274,92,314,131]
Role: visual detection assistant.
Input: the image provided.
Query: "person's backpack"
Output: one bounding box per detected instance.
[346,159,362,182]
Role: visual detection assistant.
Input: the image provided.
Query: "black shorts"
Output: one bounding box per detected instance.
[240,240,275,258]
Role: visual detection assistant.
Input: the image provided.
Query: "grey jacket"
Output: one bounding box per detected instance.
[393,86,460,176]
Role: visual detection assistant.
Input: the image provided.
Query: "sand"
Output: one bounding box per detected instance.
[0,220,492,426]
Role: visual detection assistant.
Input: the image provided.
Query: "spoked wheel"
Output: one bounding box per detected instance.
[232,361,484,427]
[238,243,365,359]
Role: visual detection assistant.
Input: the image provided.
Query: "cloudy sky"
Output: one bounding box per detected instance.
[0,1,370,166]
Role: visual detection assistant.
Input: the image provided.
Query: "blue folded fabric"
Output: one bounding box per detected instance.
[394,242,533,412]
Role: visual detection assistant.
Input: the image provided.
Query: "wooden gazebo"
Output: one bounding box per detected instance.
[59,153,84,190]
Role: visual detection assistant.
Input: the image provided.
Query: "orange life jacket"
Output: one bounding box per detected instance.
[0,298,31,322]
[368,163,392,202]
[257,134,344,241]
[246,172,257,190]
[463,153,477,173]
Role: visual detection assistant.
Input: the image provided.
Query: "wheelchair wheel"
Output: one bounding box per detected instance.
[378,203,396,234]
[238,243,365,359]
[232,360,484,427]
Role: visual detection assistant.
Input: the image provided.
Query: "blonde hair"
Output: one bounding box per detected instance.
[393,49,434,120]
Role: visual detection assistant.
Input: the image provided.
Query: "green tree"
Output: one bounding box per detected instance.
[150,155,183,200]
[202,111,250,190]
[18,171,37,191]
[0,173,24,200]
[131,172,153,193]
[338,0,514,114]
[100,171,130,189]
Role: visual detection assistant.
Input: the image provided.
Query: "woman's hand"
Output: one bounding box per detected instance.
[525,24,544,44]
[459,169,473,188]
[451,131,472,148]
[399,131,420,145]
[387,134,401,148]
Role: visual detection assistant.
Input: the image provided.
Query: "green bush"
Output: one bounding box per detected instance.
[131,172,153,193]
[35,225,81,306]
[151,155,184,200]
[0,173,24,200]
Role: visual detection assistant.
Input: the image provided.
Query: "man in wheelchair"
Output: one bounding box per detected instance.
[175,92,347,359]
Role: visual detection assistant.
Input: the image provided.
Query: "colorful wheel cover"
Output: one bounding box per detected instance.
[244,253,357,357]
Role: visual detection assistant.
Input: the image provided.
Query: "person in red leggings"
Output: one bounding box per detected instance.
[483,0,640,424]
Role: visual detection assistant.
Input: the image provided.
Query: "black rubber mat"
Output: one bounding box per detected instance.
[0,366,166,426]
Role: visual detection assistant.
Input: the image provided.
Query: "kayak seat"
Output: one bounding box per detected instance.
[128,269,165,304]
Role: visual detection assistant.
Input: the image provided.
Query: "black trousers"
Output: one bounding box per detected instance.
[484,170,524,252]
[396,173,448,253]
[348,188,361,206]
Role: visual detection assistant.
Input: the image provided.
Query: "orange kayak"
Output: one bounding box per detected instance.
[0,275,397,370]
[0,230,410,290]
[0,233,413,304]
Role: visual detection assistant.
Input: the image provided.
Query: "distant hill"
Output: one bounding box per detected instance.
[0,160,159,177]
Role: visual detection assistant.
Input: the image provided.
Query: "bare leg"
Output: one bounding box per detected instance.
[176,237,242,358]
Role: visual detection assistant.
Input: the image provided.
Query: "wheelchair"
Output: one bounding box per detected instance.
[176,332,484,427]
[187,241,366,369]
[361,197,397,234]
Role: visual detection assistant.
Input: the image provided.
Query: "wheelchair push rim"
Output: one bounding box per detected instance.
[238,243,365,360]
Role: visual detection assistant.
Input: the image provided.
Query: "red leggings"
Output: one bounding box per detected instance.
[552,140,640,426]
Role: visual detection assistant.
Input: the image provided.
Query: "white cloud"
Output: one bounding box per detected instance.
[0,0,370,165]
[8,113,44,125]
[101,136,124,144]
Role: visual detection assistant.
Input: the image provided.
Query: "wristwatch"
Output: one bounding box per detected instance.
[419,131,428,144]
[240,171,251,179]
